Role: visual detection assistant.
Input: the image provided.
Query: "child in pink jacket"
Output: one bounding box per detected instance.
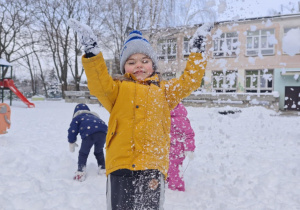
[167,102,195,191]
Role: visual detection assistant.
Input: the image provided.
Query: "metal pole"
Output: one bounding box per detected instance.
[1,65,3,103]
[10,66,12,106]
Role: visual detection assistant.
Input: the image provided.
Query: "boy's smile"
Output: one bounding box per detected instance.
[124,53,154,81]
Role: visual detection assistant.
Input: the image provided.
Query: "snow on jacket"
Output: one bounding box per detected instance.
[170,103,195,156]
[82,52,206,178]
[68,103,108,143]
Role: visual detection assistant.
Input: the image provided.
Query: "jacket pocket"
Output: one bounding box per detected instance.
[105,119,117,149]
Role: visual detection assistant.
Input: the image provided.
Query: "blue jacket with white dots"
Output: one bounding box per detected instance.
[68,103,108,143]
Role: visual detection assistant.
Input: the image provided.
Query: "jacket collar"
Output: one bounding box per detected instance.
[124,72,160,85]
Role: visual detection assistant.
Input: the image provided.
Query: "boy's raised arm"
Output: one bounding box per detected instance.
[165,52,206,110]
[164,23,212,109]
[82,53,119,112]
[68,19,119,112]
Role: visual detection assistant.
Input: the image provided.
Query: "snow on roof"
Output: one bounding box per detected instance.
[0,58,12,67]
[216,13,300,25]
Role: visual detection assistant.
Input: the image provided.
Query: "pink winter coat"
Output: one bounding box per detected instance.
[169,103,195,157]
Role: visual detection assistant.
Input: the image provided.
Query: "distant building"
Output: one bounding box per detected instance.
[105,14,300,111]
[105,59,119,75]
[139,13,300,111]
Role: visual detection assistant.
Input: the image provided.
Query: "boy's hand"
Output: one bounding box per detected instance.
[67,18,100,56]
[190,23,213,53]
[69,142,78,153]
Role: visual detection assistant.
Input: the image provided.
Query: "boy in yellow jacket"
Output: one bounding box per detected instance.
[68,19,209,210]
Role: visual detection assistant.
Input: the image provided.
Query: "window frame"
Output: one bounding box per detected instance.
[157,38,177,60]
[246,29,275,56]
[161,71,176,80]
[213,32,239,58]
[245,70,274,93]
[212,70,238,93]
[194,76,206,92]
[183,36,192,58]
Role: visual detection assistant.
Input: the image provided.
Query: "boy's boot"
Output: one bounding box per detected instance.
[98,165,106,175]
[73,169,86,182]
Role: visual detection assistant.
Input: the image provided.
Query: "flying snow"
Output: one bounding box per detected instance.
[282,28,300,56]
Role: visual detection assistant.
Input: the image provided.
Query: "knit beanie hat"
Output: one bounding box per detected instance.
[120,30,158,74]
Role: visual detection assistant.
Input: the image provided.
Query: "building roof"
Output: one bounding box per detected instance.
[141,13,300,33]
[216,13,300,25]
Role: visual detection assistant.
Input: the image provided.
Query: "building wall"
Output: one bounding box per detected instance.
[274,68,300,109]
[143,14,300,110]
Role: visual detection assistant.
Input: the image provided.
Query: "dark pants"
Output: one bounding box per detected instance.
[78,132,106,171]
[106,169,165,210]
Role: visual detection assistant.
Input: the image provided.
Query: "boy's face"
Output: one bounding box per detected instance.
[124,53,154,81]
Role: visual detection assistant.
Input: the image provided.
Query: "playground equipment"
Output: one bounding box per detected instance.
[0,58,35,108]
[0,103,11,134]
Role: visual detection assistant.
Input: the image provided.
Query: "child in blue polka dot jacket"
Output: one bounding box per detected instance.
[68,103,108,182]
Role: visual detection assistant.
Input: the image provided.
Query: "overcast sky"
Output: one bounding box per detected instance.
[172,0,300,26]
[216,0,300,20]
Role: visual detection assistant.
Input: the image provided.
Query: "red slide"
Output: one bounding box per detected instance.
[1,79,35,108]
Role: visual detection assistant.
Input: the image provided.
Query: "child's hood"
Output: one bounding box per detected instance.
[73,103,90,115]
[73,103,101,119]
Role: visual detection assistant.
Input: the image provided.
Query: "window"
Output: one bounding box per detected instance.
[162,71,176,80]
[194,76,206,92]
[283,27,300,54]
[246,29,275,56]
[245,70,273,93]
[212,70,237,92]
[183,37,192,58]
[213,32,239,57]
[157,38,177,60]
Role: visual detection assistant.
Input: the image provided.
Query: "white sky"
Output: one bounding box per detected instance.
[172,0,300,26]
[216,0,300,21]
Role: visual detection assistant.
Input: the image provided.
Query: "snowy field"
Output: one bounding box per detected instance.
[0,100,299,210]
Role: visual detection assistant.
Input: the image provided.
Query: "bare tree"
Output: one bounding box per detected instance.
[34,0,83,96]
[15,24,52,97]
[17,45,36,95]
[0,0,35,77]
[68,31,84,91]
[102,0,134,67]
[67,0,106,91]
[146,0,166,41]
[0,0,175,95]
[97,0,167,74]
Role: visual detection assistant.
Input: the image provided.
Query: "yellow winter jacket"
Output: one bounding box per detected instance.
[82,52,206,178]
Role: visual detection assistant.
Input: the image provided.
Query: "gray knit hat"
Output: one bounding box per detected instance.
[120,30,158,74]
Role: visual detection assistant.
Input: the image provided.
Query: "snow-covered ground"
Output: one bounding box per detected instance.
[0,100,299,210]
